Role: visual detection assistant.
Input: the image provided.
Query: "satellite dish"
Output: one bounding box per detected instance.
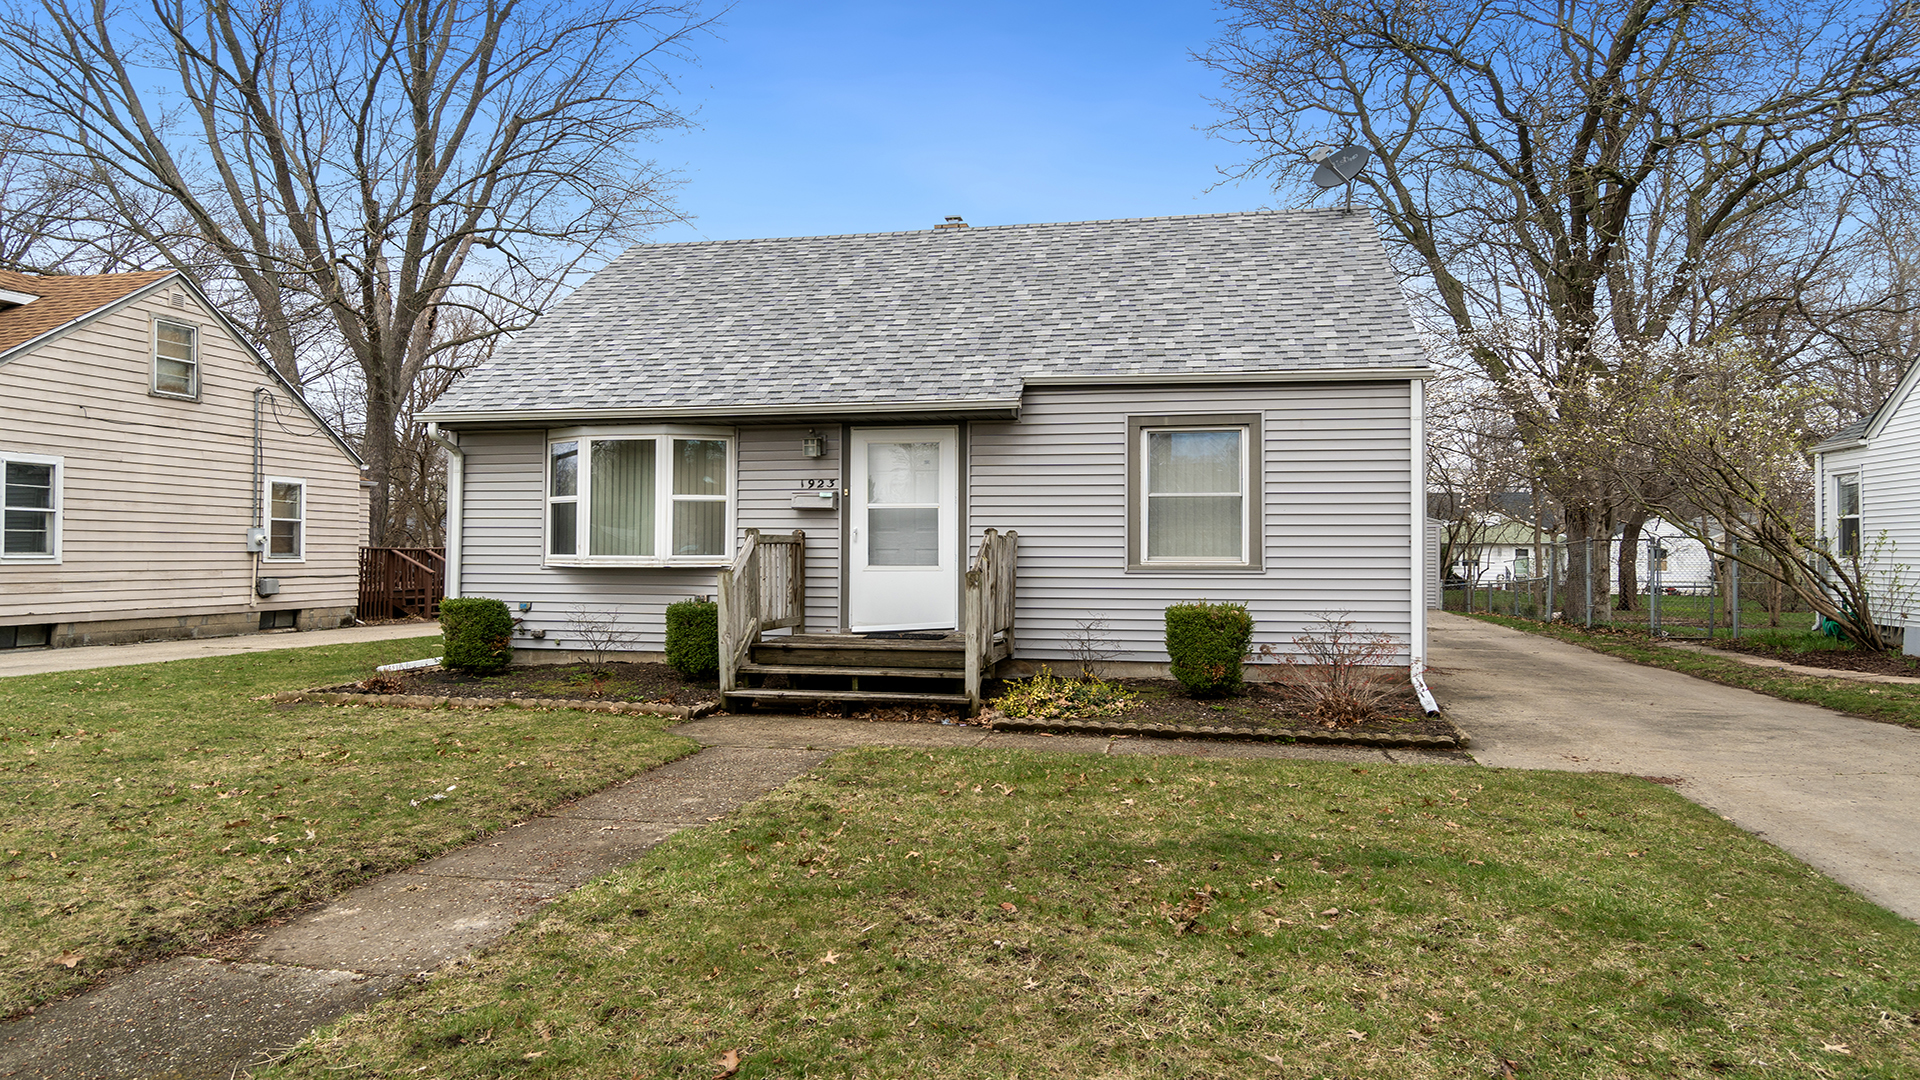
[1310,145,1371,189]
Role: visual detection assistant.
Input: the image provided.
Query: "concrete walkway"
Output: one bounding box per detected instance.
[0,622,442,679]
[0,713,1467,1079]
[1425,610,1920,924]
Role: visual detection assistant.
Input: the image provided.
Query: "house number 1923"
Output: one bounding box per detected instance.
[800,478,838,489]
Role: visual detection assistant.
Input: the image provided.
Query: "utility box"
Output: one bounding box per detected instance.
[791,490,839,510]
[256,578,281,597]
[246,526,267,552]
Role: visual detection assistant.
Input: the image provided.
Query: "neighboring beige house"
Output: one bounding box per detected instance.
[1,268,366,649]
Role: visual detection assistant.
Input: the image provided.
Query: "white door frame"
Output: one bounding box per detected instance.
[847,425,960,632]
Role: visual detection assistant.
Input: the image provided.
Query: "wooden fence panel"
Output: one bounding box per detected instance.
[357,547,446,620]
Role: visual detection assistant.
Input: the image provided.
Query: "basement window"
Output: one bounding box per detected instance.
[259,610,299,630]
[0,624,52,650]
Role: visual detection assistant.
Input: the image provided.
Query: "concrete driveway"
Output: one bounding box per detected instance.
[1425,610,1920,924]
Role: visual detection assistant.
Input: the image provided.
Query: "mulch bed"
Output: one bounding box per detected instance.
[1694,637,1920,677]
[313,662,1463,747]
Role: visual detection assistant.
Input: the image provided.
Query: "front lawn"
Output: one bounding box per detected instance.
[0,637,698,1016]
[270,748,1920,1079]
[1467,613,1920,731]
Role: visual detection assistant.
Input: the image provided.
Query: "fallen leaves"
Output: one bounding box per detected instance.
[54,952,83,968]
[713,1048,742,1078]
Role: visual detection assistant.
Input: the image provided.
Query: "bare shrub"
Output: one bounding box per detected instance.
[567,605,635,680]
[1063,613,1121,677]
[1257,612,1404,725]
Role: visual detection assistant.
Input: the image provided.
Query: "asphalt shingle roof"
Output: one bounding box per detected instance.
[426,210,1426,420]
[0,269,173,359]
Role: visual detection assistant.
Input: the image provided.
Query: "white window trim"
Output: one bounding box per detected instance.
[151,316,201,401]
[1835,473,1862,558]
[544,425,737,568]
[263,476,306,563]
[1129,415,1261,571]
[1,451,62,564]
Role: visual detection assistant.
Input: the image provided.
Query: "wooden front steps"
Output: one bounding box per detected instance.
[723,632,971,711]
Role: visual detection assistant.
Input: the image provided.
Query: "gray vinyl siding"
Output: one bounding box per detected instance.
[0,289,364,627]
[968,383,1415,664]
[452,383,1419,661]
[456,425,843,652]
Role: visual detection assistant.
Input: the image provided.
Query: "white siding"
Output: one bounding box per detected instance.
[0,289,364,627]
[1821,376,1920,628]
[968,383,1416,664]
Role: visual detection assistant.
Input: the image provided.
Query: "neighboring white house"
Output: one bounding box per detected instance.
[1446,515,1561,584]
[1611,517,1721,593]
[1811,359,1920,650]
[420,211,1433,706]
[1,268,367,649]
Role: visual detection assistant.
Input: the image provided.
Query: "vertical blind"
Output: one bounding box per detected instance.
[1145,429,1244,560]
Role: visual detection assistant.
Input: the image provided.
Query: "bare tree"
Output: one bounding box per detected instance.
[1614,344,1912,648]
[1201,0,1920,616]
[0,0,710,544]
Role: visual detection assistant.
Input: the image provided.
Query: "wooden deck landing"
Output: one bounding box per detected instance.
[724,632,976,710]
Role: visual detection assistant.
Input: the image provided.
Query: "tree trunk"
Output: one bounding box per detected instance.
[1557,509,1610,624]
[1616,513,1647,611]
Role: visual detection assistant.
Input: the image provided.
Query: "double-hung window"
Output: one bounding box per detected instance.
[152,318,199,399]
[1836,475,1862,557]
[546,429,734,565]
[1129,414,1260,570]
[265,478,305,561]
[2,452,60,561]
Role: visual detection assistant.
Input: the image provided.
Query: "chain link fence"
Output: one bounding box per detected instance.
[1440,535,1813,637]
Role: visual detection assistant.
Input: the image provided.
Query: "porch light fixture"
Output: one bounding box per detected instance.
[802,430,825,458]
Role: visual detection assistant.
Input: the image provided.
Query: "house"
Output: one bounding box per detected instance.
[1609,517,1721,594]
[1444,514,1562,584]
[420,210,1432,708]
[0,269,367,649]
[1811,361,1920,651]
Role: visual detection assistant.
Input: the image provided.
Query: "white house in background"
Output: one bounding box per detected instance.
[1609,517,1721,593]
[1446,515,1562,584]
[420,211,1433,710]
[0,268,367,650]
[1812,358,1920,650]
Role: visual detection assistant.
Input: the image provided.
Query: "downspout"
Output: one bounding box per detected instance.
[1408,377,1438,715]
[425,422,463,599]
[251,387,272,607]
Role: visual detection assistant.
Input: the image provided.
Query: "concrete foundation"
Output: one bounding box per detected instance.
[41,606,357,649]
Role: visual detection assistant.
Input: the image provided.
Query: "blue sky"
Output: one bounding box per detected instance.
[649,1,1281,242]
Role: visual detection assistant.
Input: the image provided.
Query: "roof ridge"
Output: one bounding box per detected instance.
[637,208,1360,251]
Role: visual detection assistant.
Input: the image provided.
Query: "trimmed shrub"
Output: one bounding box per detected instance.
[440,597,513,674]
[665,599,720,680]
[1164,600,1253,697]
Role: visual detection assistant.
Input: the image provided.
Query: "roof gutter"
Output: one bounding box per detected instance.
[425,423,463,600]
[420,397,1027,426]
[1021,365,1435,387]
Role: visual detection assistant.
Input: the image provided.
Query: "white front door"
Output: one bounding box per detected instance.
[848,426,959,632]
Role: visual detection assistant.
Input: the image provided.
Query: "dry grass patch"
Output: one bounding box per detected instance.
[272,749,1919,1079]
[0,636,697,1015]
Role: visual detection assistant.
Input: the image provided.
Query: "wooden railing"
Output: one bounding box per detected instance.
[964,528,1018,710]
[357,547,446,620]
[718,530,806,694]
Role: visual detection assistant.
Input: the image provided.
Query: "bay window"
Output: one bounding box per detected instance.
[546,429,734,565]
[1128,414,1261,570]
